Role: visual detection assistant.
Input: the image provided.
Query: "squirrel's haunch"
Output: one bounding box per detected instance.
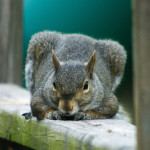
[25,31,127,120]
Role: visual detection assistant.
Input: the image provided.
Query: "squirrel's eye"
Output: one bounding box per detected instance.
[53,82,56,89]
[83,81,88,90]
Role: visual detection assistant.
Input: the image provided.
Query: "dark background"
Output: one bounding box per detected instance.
[23,0,133,119]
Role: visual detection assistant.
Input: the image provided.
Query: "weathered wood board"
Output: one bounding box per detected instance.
[0,84,136,150]
[0,0,23,85]
[132,0,150,149]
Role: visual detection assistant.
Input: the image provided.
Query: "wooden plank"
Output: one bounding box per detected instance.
[0,84,136,150]
[132,0,150,150]
[0,0,23,85]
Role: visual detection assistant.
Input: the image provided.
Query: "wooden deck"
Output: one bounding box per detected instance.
[0,84,136,150]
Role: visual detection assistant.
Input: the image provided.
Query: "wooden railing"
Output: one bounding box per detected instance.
[0,0,22,85]
[0,84,136,150]
[132,0,150,149]
[1,0,150,149]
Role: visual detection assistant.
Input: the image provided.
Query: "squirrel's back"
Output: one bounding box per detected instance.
[24,31,128,121]
[26,31,126,95]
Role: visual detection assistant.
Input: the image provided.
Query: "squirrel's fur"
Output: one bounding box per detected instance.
[25,31,127,120]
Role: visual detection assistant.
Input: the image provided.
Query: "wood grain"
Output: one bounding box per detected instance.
[132,0,150,150]
[0,0,23,85]
[0,84,136,150]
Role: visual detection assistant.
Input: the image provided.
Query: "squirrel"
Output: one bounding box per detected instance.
[23,31,127,121]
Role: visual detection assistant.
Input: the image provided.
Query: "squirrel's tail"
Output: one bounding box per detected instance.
[25,59,34,94]
[25,31,61,95]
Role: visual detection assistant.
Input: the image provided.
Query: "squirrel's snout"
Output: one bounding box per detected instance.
[59,99,78,115]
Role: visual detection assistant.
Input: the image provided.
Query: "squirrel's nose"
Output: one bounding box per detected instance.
[59,99,75,113]
[60,106,73,115]
[65,105,73,111]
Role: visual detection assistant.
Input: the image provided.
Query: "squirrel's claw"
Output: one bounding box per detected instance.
[47,111,62,120]
[74,112,87,120]
[22,112,32,120]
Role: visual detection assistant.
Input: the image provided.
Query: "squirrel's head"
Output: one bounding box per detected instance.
[50,50,97,117]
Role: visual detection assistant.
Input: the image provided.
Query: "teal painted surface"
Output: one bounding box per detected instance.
[23,0,131,53]
[23,0,133,118]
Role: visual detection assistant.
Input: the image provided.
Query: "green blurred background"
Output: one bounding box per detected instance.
[23,0,133,119]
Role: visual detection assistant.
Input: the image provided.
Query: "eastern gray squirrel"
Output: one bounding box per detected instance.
[24,31,127,121]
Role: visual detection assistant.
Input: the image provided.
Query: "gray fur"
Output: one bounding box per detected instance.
[25,31,127,120]
[25,60,34,92]
[112,75,121,92]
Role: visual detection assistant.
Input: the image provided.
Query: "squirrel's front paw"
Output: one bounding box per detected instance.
[47,111,62,120]
[22,112,32,120]
[74,112,88,120]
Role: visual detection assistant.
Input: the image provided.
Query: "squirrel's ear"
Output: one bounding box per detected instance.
[86,51,96,76]
[52,50,60,72]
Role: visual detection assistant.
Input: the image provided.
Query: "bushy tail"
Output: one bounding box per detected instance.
[25,31,61,94]
[25,59,34,94]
